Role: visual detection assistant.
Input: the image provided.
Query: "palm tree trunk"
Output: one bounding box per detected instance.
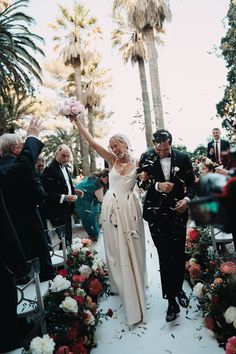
[138,57,153,148]
[88,106,97,172]
[144,26,164,130]
[74,65,90,175]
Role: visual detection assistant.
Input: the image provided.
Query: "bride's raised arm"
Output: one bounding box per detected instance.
[71,115,115,167]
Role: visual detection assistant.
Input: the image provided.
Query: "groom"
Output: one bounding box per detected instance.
[138,129,196,322]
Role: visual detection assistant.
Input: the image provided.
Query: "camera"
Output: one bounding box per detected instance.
[189,169,236,233]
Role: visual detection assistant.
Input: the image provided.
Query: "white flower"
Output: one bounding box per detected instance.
[29,334,55,354]
[173,166,180,173]
[60,296,78,313]
[76,287,86,296]
[71,242,83,252]
[79,264,92,277]
[233,319,236,329]
[92,258,105,271]
[49,275,71,293]
[83,309,95,325]
[224,306,236,323]
[193,282,204,298]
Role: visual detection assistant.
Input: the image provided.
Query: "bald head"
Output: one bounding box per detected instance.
[55,144,71,166]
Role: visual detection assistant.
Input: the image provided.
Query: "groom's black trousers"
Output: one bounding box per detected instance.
[148,216,187,300]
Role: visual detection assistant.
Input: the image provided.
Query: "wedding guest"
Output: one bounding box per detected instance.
[138,129,196,322]
[66,113,147,328]
[0,118,45,352]
[207,127,230,167]
[0,125,54,282]
[42,144,83,245]
[75,169,109,242]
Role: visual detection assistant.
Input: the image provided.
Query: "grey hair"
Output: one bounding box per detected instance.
[55,144,72,155]
[0,133,23,158]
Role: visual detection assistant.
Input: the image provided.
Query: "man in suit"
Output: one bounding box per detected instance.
[138,129,196,322]
[207,127,230,167]
[0,118,46,352]
[42,144,82,245]
[0,124,54,282]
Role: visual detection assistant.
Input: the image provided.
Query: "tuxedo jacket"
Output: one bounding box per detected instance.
[138,148,196,223]
[0,137,54,280]
[207,139,230,163]
[42,159,75,224]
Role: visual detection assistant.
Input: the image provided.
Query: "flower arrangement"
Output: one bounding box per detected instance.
[59,97,84,117]
[226,336,236,354]
[42,238,112,353]
[193,260,236,348]
[185,226,219,286]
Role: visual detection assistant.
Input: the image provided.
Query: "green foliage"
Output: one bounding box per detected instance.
[216,1,236,130]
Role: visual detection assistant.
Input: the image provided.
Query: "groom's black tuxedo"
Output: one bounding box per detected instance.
[138,147,196,300]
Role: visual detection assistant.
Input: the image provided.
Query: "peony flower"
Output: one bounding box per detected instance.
[59,97,84,117]
[220,261,236,275]
[79,264,92,277]
[226,336,236,354]
[88,279,102,296]
[60,296,78,313]
[29,334,55,354]
[193,282,204,298]
[49,275,71,293]
[224,307,236,324]
[83,309,95,325]
[81,238,92,247]
[213,277,223,286]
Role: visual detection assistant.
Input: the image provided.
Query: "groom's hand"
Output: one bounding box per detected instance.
[174,198,188,213]
[158,182,174,193]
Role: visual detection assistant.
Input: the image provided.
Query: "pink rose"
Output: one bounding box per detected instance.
[226,336,236,354]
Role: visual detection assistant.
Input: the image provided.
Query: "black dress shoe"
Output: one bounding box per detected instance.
[166,301,180,322]
[177,290,189,308]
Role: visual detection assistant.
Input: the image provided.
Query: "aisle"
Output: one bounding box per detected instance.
[92,222,224,354]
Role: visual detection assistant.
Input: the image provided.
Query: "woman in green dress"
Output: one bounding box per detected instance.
[75,169,109,242]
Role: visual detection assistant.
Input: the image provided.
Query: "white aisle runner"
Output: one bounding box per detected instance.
[93,221,224,354]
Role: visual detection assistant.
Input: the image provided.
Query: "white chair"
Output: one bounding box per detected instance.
[210,226,233,252]
[46,225,68,269]
[17,258,49,335]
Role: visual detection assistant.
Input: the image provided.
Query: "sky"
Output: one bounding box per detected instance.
[27,0,230,156]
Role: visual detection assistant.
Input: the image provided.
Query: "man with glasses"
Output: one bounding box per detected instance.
[138,129,196,322]
[207,127,230,167]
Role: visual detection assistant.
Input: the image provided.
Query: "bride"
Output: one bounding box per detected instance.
[69,114,147,327]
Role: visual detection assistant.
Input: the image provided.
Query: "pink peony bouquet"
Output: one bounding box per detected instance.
[59,97,84,117]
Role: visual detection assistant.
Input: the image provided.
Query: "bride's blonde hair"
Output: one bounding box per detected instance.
[109,134,132,156]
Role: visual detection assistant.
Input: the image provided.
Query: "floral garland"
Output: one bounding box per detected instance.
[25,238,112,354]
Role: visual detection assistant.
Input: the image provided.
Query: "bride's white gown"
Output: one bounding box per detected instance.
[101,162,147,326]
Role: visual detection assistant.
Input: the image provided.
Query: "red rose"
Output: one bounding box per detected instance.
[187,228,200,242]
[106,308,113,317]
[56,346,72,354]
[57,269,68,277]
[66,259,73,266]
[71,342,88,354]
[211,295,218,305]
[75,295,84,305]
[210,260,217,269]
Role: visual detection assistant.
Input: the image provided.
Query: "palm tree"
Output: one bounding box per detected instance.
[82,56,111,171]
[0,85,37,134]
[0,0,44,96]
[113,0,171,130]
[50,3,102,175]
[112,16,153,147]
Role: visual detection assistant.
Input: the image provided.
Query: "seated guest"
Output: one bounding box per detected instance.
[75,169,109,242]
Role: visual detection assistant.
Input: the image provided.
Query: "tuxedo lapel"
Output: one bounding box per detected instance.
[170,150,178,182]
